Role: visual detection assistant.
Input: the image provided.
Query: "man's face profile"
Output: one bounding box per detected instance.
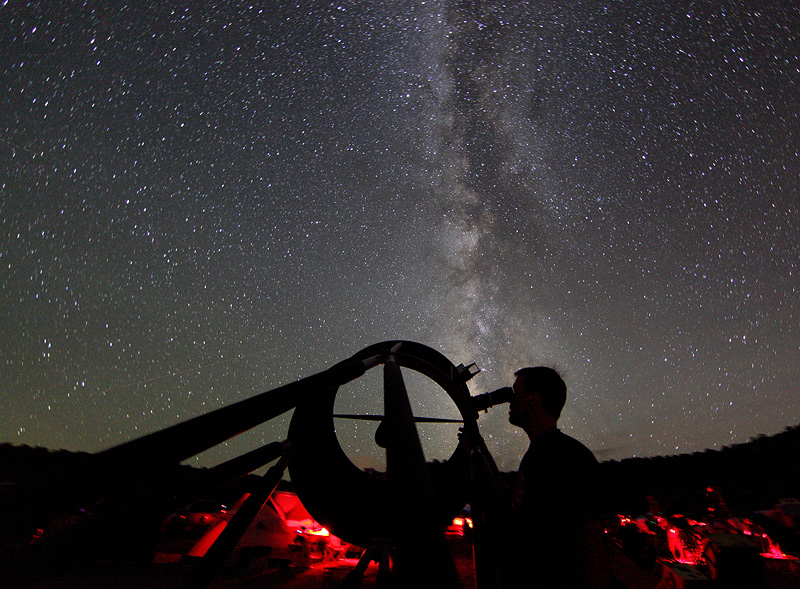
[509,374,536,428]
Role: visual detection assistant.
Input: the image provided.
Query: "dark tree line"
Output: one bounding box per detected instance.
[2,423,799,550]
[594,424,800,517]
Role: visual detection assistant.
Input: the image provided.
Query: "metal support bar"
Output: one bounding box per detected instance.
[201,441,287,490]
[183,453,290,589]
[463,420,510,589]
[383,356,460,588]
[333,413,464,423]
[340,540,392,589]
[96,353,384,474]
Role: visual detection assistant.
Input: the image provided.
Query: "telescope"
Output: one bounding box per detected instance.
[30,341,513,588]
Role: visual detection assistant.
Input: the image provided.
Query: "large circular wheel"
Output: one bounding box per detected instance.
[287,341,478,548]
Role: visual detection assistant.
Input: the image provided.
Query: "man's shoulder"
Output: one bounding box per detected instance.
[539,429,598,464]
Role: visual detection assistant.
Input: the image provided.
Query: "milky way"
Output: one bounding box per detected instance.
[2,1,799,471]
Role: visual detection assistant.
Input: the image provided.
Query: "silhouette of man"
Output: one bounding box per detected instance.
[508,367,609,588]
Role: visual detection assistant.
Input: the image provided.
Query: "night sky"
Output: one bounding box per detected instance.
[2,1,799,473]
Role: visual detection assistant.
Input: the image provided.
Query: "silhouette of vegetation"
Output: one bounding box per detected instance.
[0,443,207,569]
[1,424,798,564]
[594,424,800,517]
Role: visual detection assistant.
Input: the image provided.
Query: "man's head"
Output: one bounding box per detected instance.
[509,367,567,434]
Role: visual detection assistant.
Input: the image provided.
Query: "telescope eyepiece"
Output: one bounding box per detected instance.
[471,386,514,413]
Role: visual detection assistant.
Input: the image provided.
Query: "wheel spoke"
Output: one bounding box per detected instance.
[332,413,463,423]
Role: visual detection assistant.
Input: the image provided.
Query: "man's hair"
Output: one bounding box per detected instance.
[514,366,567,420]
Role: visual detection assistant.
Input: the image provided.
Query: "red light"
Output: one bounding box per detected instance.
[306,527,330,537]
[761,537,799,561]
[447,516,472,536]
